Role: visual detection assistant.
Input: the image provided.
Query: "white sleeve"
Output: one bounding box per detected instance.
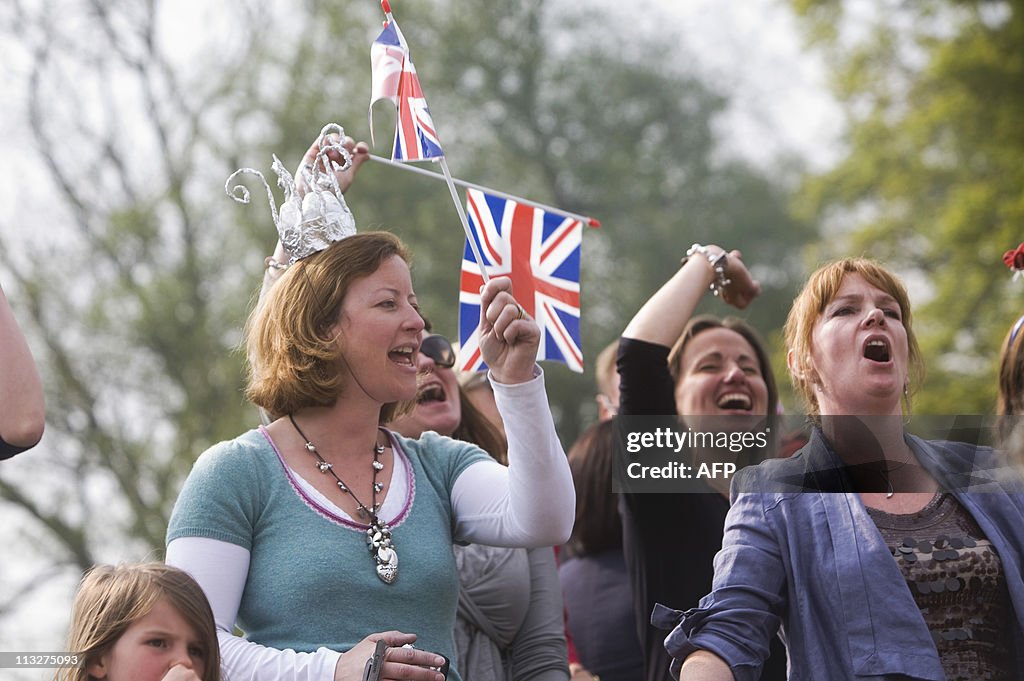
[450,368,574,547]
[166,537,341,681]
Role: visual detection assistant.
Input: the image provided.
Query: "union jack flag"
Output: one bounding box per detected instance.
[369,22,404,109]
[458,189,584,373]
[368,19,444,162]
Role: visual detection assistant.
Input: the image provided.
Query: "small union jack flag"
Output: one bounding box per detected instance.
[458,189,583,373]
[368,18,444,162]
[369,22,404,109]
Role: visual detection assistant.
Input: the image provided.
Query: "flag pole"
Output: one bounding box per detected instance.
[367,154,601,228]
[380,0,490,283]
[438,156,490,284]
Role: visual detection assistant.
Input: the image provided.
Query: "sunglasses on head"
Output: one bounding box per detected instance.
[420,334,456,369]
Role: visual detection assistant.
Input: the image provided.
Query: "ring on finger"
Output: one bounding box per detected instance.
[516,304,524,320]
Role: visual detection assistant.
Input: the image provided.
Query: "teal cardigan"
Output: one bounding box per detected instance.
[167,427,489,681]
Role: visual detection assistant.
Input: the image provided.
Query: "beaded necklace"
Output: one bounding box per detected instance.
[288,414,398,584]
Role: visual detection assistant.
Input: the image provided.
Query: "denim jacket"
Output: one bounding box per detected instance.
[655,428,1024,681]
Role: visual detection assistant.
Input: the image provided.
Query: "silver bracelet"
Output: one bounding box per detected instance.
[683,244,731,297]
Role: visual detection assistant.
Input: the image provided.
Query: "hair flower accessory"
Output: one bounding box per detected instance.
[226,124,357,263]
[1003,242,1024,281]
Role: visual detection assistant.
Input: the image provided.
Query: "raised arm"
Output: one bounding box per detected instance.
[617,245,761,420]
[451,277,575,547]
[0,283,45,458]
[622,245,760,347]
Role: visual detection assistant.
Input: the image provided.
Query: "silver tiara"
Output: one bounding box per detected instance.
[226,123,358,263]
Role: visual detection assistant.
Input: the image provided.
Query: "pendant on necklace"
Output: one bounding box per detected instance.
[367,520,398,584]
[289,415,397,583]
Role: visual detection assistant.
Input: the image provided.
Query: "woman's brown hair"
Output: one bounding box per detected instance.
[566,419,622,557]
[246,232,411,420]
[997,317,1024,448]
[453,385,509,465]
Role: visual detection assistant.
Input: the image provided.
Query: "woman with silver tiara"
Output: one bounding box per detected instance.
[165,126,575,681]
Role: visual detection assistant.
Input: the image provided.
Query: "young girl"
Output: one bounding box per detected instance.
[56,563,220,681]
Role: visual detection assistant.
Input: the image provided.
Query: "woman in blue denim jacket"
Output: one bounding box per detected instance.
[658,258,1024,681]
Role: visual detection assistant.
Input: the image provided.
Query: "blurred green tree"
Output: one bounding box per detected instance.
[789,0,1024,414]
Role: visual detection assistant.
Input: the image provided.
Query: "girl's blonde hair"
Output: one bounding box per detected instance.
[56,563,220,681]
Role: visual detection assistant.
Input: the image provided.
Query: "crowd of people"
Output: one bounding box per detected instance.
[3,125,1024,681]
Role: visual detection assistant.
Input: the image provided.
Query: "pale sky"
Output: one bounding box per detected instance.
[636,0,843,171]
